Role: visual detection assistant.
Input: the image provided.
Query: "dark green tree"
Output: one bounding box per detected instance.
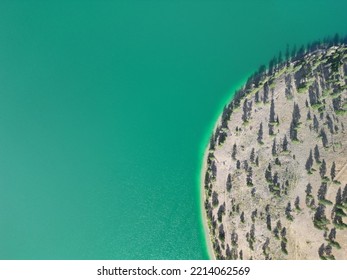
[257,123,263,144]
[282,134,288,151]
[314,144,321,163]
[250,148,255,163]
[305,149,314,173]
[270,98,276,123]
[331,162,336,182]
[270,138,276,156]
[320,128,328,148]
[232,143,237,160]
[295,196,300,210]
[320,159,327,179]
[313,115,319,132]
[226,174,232,192]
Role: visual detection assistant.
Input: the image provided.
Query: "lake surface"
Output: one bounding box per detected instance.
[0,1,347,259]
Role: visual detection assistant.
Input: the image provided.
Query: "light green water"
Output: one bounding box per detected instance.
[0,1,346,259]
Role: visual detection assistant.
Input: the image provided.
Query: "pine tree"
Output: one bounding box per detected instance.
[314,144,320,163]
[226,174,232,192]
[232,143,237,160]
[326,114,334,134]
[282,134,288,151]
[295,196,300,210]
[329,228,336,242]
[265,164,272,182]
[331,162,336,182]
[217,203,225,222]
[320,159,327,178]
[250,148,255,163]
[342,184,347,204]
[292,103,301,126]
[270,98,276,123]
[255,91,259,103]
[231,230,238,246]
[317,183,327,202]
[305,149,313,173]
[209,134,216,150]
[268,123,274,136]
[289,120,298,141]
[281,241,288,254]
[313,115,319,132]
[247,167,253,186]
[335,188,342,205]
[318,244,325,258]
[250,224,255,241]
[272,138,277,156]
[240,211,245,223]
[266,214,272,230]
[285,202,293,220]
[281,227,286,239]
[314,204,328,230]
[320,128,328,148]
[305,183,313,206]
[257,123,263,144]
[255,156,259,166]
[242,99,249,123]
[218,224,225,240]
[212,191,219,206]
[305,183,312,195]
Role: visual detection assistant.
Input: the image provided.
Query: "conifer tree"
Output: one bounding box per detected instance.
[313,115,319,132]
[282,134,288,151]
[285,202,293,220]
[320,159,327,179]
[295,196,300,210]
[257,123,263,144]
[314,144,320,163]
[272,138,277,156]
[320,128,328,148]
[317,183,327,202]
[232,143,237,160]
[289,120,298,141]
[226,174,232,192]
[331,162,336,182]
[266,214,272,230]
[270,98,276,123]
[305,149,314,173]
[250,148,255,163]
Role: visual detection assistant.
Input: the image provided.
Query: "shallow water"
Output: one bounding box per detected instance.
[0,1,346,259]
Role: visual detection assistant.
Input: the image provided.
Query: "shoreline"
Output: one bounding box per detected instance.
[200,142,216,260]
[200,106,230,260]
[199,80,246,260]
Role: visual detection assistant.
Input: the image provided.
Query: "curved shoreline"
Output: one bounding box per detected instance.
[200,143,216,260]
[199,79,247,260]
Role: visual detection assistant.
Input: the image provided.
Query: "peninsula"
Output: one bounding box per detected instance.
[202,43,347,259]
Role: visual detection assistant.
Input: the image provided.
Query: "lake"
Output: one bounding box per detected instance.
[0,0,346,259]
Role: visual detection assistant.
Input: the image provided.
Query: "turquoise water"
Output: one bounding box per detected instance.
[0,1,347,259]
